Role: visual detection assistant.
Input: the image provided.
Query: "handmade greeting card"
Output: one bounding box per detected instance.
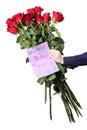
[27,42,59,79]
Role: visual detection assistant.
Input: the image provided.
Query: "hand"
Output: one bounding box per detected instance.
[49,49,64,64]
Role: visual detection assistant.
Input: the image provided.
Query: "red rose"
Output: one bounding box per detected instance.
[52,11,64,22]
[6,18,17,28]
[12,13,23,23]
[9,20,17,27]
[26,8,35,16]
[6,18,18,34]
[34,6,43,15]
[43,13,51,23]
[7,26,18,34]
[35,14,43,25]
[6,18,12,24]
[22,13,32,25]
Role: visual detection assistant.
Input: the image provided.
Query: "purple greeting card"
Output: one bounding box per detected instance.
[27,42,59,79]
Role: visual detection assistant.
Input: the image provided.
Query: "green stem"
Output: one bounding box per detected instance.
[64,82,82,109]
[19,22,24,28]
[45,85,47,104]
[64,82,82,117]
[39,23,44,29]
[56,78,75,122]
[16,26,24,34]
[61,95,75,122]
[16,22,25,34]
[49,86,52,120]
[55,28,61,37]
[30,23,35,30]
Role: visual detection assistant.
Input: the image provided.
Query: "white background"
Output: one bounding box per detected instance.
[0,0,87,129]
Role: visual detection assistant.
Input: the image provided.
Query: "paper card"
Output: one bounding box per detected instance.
[27,42,59,79]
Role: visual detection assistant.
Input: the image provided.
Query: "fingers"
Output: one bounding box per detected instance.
[48,49,64,64]
[49,49,60,58]
[49,49,60,54]
[49,49,60,57]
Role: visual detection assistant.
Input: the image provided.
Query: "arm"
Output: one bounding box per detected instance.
[64,52,87,67]
[49,50,87,67]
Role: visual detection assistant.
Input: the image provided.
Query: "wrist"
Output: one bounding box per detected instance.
[60,56,64,64]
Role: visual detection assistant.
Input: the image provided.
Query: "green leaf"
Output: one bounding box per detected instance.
[29,28,35,35]
[25,32,31,40]
[48,74,57,81]
[42,29,45,37]
[53,37,64,52]
[32,41,37,47]
[38,37,43,43]
[20,40,31,49]
[37,76,46,85]
[55,44,64,52]
[32,36,36,41]
[57,64,67,74]
[53,85,60,93]
[26,57,29,63]
[16,34,25,43]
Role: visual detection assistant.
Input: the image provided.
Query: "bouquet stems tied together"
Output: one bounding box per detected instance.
[6,6,82,122]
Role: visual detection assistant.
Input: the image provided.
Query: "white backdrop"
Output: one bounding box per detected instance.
[0,0,87,130]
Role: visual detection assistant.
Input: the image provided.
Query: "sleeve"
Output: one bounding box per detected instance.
[63,52,87,67]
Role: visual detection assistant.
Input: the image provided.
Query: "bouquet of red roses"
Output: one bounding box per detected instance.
[6,6,82,122]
